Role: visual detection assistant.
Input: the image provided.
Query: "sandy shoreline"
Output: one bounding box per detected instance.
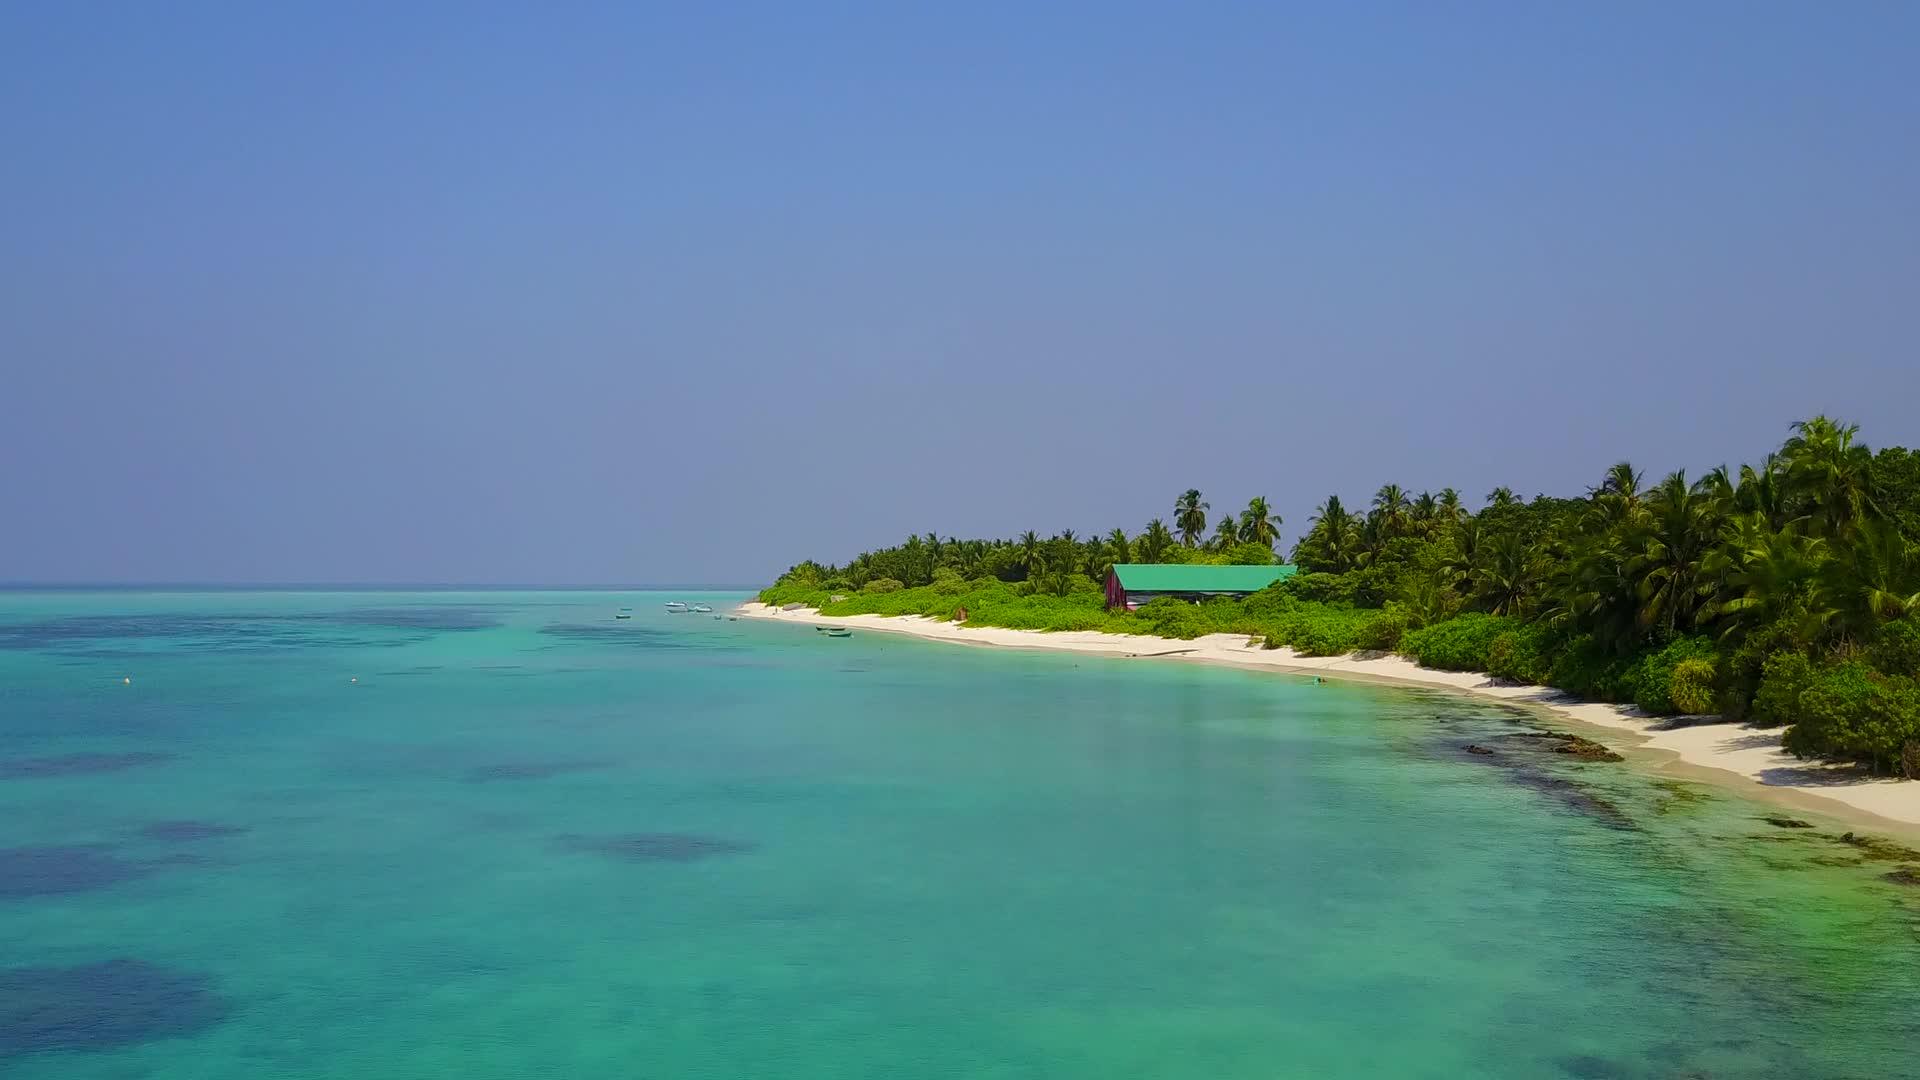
[738,601,1920,836]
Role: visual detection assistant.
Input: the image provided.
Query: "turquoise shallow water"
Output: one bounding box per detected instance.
[2,591,1917,1079]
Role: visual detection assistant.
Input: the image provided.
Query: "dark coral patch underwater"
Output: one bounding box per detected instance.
[0,605,499,657]
[466,761,608,783]
[140,821,248,842]
[551,832,754,862]
[1454,739,1637,830]
[0,752,171,780]
[0,846,149,898]
[0,959,230,1058]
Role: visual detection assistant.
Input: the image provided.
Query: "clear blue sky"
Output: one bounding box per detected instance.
[2,2,1915,585]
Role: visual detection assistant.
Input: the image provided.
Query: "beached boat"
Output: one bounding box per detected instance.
[664,602,689,613]
[816,626,852,638]
[614,607,633,620]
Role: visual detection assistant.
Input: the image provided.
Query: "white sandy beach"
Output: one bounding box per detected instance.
[738,601,1920,835]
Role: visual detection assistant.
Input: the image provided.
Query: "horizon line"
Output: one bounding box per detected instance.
[0,581,767,592]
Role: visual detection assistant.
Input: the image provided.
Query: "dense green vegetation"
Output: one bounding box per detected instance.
[763,418,1920,777]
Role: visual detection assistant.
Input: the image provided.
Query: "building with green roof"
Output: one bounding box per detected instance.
[1103,563,1297,610]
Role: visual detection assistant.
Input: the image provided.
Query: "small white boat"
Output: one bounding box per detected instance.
[691,603,714,614]
[664,602,690,613]
[614,607,633,620]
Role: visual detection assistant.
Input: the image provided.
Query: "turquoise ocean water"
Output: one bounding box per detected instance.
[1,590,1917,1079]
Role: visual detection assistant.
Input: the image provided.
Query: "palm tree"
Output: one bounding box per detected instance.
[1733,457,1790,529]
[1485,486,1518,509]
[1210,516,1239,551]
[1047,530,1079,581]
[1175,490,1209,547]
[1473,531,1542,616]
[954,540,987,580]
[1781,416,1874,537]
[1543,530,1640,650]
[1626,470,1722,636]
[1439,515,1483,591]
[1400,565,1463,627]
[1697,465,1734,511]
[900,534,928,585]
[1372,484,1411,539]
[1105,528,1132,567]
[1138,519,1175,563]
[1702,517,1823,643]
[1586,462,1644,528]
[1017,530,1042,577]
[1600,461,1643,500]
[1355,514,1386,567]
[1815,518,1920,642]
[1238,496,1282,549]
[1411,492,1438,532]
[1437,488,1467,525]
[1300,494,1358,573]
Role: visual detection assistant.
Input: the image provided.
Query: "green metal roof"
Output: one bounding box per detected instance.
[1109,563,1297,593]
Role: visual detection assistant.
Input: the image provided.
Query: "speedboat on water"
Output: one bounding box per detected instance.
[691,603,714,613]
[614,607,633,620]
[664,602,690,613]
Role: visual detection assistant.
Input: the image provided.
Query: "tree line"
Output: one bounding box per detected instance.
[779,492,1291,598]
[768,417,1920,774]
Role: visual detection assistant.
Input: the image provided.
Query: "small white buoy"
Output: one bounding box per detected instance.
[350,677,358,684]
[123,676,131,685]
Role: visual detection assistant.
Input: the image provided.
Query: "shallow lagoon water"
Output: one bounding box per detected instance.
[2,590,1916,1078]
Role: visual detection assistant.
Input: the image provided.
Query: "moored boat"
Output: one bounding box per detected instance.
[614,607,633,620]
[665,601,690,613]
[691,603,714,613]
[816,626,852,638]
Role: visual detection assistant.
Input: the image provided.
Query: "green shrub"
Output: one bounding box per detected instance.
[1221,542,1279,566]
[1717,613,1806,720]
[1782,663,1920,773]
[1399,614,1518,671]
[1354,607,1410,652]
[1289,617,1364,657]
[862,578,904,594]
[1668,658,1718,715]
[1751,651,1817,728]
[1341,564,1406,608]
[1129,598,1218,640]
[1247,600,1372,655]
[1869,617,1920,679]
[1541,633,1653,702]
[757,583,830,609]
[1284,573,1358,606]
[1486,624,1556,684]
[1627,637,1719,715]
[1546,634,1607,696]
[1241,582,1302,621]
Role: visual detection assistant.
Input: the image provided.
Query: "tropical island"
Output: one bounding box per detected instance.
[756,417,1920,809]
